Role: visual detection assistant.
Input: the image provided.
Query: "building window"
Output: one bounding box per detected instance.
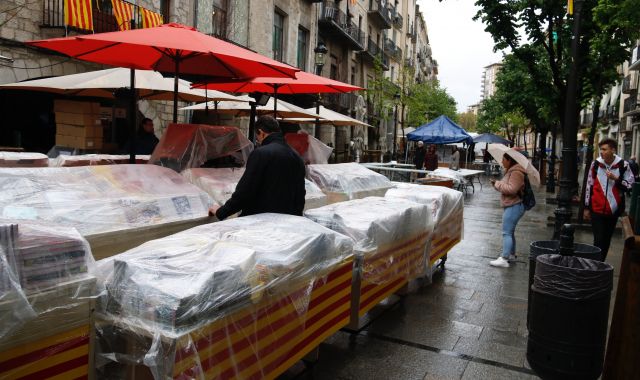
[273,10,285,61]
[297,26,308,70]
[330,55,338,80]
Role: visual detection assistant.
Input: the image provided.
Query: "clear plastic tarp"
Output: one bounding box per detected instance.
[284,132,333,165]
[432,168,465,186]
[0,165,212,236]
[182,167,328,211]
[0,152,49,168]
[386,182,465,270]
[307,163,393,203]
[52,154,150,167]
[0,222,96,349]
[305,197,430,284]
[94,214,354,379]
[149,124,253,172]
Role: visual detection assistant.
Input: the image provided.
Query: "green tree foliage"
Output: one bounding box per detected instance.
[477,96,527,142]
[406,80,458,128]
[458,111,478,131]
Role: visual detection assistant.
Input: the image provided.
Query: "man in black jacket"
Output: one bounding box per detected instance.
[211,116,306,220]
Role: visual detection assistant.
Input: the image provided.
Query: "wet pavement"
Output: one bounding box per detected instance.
[282,176,624,380]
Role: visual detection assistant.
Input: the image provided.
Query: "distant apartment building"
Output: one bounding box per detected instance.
[481,62,502,100]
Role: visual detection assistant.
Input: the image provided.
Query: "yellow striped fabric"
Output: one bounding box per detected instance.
[64,0,93,31]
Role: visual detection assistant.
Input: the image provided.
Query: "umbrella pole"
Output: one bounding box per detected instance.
[129,68,137,164]
[273,86,278,117]
[173,59,180,124]
[248,103,257,144]
[215,101,220,124]
[205,88,209,116]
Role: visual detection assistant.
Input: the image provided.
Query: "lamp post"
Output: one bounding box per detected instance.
[392,92,400,160]
[314,42,328,139]
[553,0,585,239]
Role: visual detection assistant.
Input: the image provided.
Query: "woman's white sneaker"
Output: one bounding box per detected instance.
[490,257,510,268]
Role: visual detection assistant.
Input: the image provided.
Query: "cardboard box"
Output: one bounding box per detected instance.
[56,134,103,150]
[53,100,101,114]
[57,124,103,138]
[78,138,103,150]
[55,112,102,128]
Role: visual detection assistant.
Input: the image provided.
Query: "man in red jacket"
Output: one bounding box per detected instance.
[584,138,634,260]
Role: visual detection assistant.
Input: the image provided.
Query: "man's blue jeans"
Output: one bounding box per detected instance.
[502,202,525,258]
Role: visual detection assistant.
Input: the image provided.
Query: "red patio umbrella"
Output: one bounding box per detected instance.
[194,71,363,140]
[27,23,298,161]
[28,23,297,121]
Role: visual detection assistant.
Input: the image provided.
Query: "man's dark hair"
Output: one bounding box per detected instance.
[256,115,281,134]
[598,138,617,151]
[504,153,518,166]
[142,117,152,125]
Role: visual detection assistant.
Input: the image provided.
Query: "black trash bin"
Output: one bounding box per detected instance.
[527,241,601,327]
[527,254,614,380]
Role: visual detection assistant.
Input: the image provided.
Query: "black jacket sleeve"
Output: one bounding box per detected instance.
[216,150,264,220]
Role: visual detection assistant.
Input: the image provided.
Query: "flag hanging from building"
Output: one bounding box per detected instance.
[140,8,163,29]
[64,0,93,31]
[111,0,134,31]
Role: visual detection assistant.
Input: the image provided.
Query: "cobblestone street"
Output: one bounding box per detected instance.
[285,177,624,380]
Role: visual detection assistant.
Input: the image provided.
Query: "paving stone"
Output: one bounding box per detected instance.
[454,336,527,368]
[461,362,538,380]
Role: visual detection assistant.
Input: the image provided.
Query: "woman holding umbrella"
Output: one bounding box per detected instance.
[489,153,526,268]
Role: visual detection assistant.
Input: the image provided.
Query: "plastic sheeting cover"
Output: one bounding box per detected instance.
[0,222,96,342]
[182,167,328,211]
[533,254,614,300]
[284,132,333,164]
[0,165,212,235]
[386,182,464,228]
[304,197,429,258]
[52,154,150,167]
[0,152,49,168]
[307,163,393,201]
[149,124,253,172]
[432,168,465,186]
[96,213,354,334]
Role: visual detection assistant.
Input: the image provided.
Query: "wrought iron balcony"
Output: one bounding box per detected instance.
[623,95,639,115]
[367,0,392,29]
[607,104,619,122]
[392,10,403,29]
[320,2,365,50]
[326,93,355,112]
[383,37,396,54]
[42,0,161,33]
[622,74,638,94]
[358,38,389,70]
[630,45,640,71]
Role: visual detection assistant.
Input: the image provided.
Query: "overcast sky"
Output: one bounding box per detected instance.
[417,0,505,113]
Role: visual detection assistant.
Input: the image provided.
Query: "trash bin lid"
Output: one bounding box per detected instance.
[533,254,613,300]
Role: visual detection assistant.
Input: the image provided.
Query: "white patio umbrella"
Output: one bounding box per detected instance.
[0,68,244,103]
[487,143,541,186]
[285,105,372,127]
[180,97,325,119]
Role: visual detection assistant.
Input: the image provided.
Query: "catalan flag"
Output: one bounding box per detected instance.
[140,8,163,29]
[111,0,134,30]
[64,0,93,31]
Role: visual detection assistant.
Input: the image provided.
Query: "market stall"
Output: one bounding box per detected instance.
[0,223,97,380]
[94,214,354,379]
[182,167,328,212]
[385,183,464,274]
[305,197,432,329]
[306,163,393,204]
[52,154,150,167]
[0,152,49,168]
[0,165,213,259]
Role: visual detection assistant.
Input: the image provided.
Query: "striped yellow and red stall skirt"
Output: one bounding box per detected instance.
[0,325,91,380]
[104,258,354,380]
[429,209,464,266]
[352,232,430,321]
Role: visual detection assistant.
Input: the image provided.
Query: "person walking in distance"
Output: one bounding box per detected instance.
[489,153,526,268]
[584,138,634,261]
[413,141,427,178]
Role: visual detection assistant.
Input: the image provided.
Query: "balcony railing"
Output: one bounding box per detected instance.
[622,74,638,94]
[392,10,403,29]
[607,104,619,121]
[42,0,161,33]
[624,95,639,115]
[383,37,396,54]
[360,38,389,70]
[326,93,355,112]
[630,45,640,71]
[320,3,365,50]
[367,0,392,29]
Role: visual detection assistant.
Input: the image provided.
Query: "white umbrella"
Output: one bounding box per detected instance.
[0,68,244,103]
[488,143,541,186]
[180,97,324,119]
[285,105,372,127]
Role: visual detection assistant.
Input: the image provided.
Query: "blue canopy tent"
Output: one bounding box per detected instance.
[407,115,474,144]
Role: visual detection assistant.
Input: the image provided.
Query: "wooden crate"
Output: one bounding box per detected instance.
[348,232,429,329]
[0,277,95,380]
[96,258,354,380]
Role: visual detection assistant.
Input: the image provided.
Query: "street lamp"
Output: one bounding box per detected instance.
[392,92,401,160]
[553,0,585,238]
[314,42,328,139]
